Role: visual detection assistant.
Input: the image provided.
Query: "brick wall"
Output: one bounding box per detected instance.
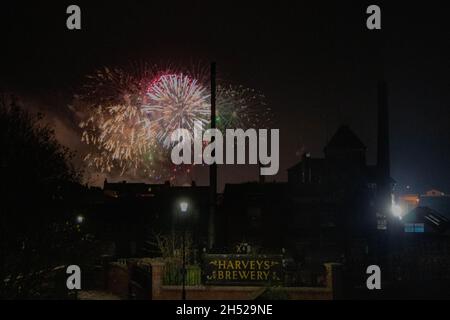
[147,260,341,300]
[106,262,129,299]
[103,259,342,300]
[155,285,266,300]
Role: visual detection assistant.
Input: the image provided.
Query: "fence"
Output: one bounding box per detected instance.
[103,258,342,300]
[163,260,202,286]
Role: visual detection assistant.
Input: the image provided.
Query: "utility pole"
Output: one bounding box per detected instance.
[208,62,217,250]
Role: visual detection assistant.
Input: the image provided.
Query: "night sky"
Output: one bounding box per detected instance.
[1,1,449,192]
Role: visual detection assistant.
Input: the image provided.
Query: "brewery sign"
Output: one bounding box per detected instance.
[203,254,282,285]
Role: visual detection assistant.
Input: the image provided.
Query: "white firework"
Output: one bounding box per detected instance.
[143,73,210,147]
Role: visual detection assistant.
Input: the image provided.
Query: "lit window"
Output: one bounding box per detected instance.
[404,223,424,233]
[377,218,387,230]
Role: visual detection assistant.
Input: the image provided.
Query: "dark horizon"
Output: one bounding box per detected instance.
[1,1,449,193]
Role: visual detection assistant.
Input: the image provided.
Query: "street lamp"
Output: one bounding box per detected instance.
[391,204,403,219]
[180,201,188,213]
[76,215,84,224]
[179,200,189,300]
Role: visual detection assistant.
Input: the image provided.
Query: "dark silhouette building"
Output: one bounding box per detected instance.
[90,180,211,258]
[218,124,391,263]
[218,82,394,269]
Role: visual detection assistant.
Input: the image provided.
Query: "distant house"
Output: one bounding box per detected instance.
[419,189,450,219]
[286,125,393,261]
[219,181,289,251]
[423,189,446,197]
[92,179,211,258]
[219,125,394,265]
[396,190,449,220]
[398,194,420,216]
[398,206,450,234]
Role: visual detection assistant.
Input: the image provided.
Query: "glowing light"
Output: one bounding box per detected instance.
[179,201,189,213]
[391,204,403,218]
[76,215,84,224]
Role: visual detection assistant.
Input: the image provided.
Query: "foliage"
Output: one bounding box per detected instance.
[147,231,201,286]
[0,94,88,298]
[146,231,194,264]
[163,262,201,286]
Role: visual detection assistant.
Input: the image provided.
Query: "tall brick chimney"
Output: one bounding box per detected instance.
[377,80,390,179]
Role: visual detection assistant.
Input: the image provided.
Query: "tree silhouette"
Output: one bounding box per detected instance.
[0,94,86,298]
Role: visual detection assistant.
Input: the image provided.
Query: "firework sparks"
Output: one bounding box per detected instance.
[216,84,271,130]
[75,67,156,175]
[80,103,152,174]
[74,63,272,182]
[142,73,210,147]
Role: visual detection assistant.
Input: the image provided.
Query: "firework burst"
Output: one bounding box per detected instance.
[80,103,152,174]
[216,84,271,130]
[74,63,272,181]
[142,73,210,147]
[75,66,155,174]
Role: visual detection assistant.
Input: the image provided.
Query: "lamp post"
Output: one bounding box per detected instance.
[76,215,84,224]
[179,201,189,300]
